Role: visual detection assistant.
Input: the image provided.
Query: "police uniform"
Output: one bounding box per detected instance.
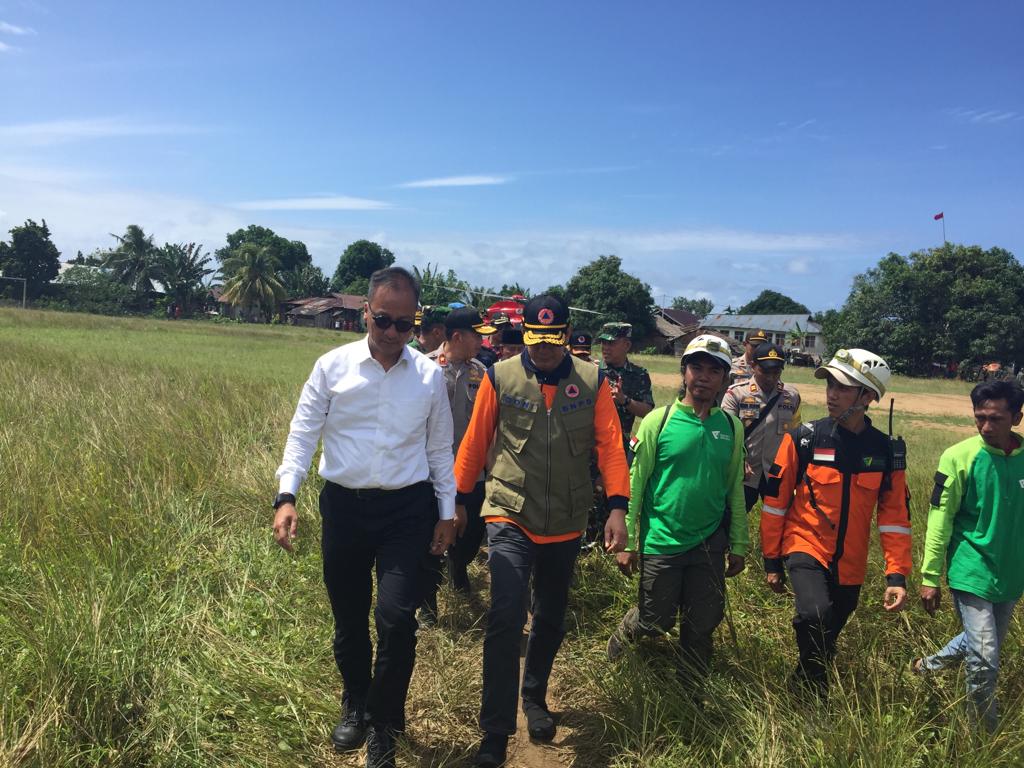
[721,376,801,509]
[427,346,487,449]
[729,329,768,384]
[419,308,496,608]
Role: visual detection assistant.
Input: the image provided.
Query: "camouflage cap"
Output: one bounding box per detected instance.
[419,304,452,328]
[596,322,632,342]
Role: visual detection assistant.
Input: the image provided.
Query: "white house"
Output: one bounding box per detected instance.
[700,313,824,354]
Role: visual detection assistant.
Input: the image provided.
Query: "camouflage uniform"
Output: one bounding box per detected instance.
[600,359,655,451]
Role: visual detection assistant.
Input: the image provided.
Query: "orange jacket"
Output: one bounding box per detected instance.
[455,355,630,543]
[760,417,912,587]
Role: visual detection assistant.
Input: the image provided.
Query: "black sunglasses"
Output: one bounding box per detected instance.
[371,313,415,333]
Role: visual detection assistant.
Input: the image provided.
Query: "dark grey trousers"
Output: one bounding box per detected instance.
[625,527,728,679]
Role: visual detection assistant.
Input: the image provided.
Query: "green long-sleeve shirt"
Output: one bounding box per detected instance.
[625,400,748,556]
[921,433,1024,602]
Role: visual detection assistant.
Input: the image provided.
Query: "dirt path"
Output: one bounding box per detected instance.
[506,633,574,767]
[649,373,975,419]
[509,697,570,768]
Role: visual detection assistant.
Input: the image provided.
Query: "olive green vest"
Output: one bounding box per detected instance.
[484,355,599,537]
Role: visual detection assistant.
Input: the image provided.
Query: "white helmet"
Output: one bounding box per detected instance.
[815,348,890,400]
[681,334,733,370]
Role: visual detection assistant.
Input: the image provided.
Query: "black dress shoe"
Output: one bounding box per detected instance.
[330,706,367,752]
[523,701,556,741]
[473,732,508,767]
[366,724,397,768]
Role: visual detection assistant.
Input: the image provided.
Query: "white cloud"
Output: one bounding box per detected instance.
[0,164,860,309]
[397,174,510,189]
[0,40,13,52]
[0,21,35,35]
[787,257,811,274]
[946,107,1021,125]
[0,117,205,146]
[232,196,392,211]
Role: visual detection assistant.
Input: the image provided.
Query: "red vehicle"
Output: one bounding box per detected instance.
[484,294,527,326]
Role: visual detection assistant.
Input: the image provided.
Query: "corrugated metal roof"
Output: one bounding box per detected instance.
[700,313,821,334]
[660,307,699,327]
[287,296,354,316]
[329,293,366,311]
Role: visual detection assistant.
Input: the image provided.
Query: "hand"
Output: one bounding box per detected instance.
[616,551,638,576]
[765,572,786,594]
[725,554,745,578]
[454,504,467,537]
[884,586,908,612]
[744,461,754,481]
[604,508,628,553]
[920,586,941,616]
[613,389,627,406]
[272,503,298,552]
[430,519,457,555]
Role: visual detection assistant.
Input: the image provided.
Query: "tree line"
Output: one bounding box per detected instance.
[0,217,1019,373]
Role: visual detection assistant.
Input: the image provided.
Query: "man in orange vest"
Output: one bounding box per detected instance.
[760,348,912,694]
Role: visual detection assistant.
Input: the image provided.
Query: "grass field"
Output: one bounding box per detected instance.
[2,308,1023,767]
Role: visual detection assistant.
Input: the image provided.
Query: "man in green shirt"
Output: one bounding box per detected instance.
[914,380,1024,731]
[605,335,747,688]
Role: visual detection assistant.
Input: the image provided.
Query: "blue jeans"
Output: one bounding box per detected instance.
[921,589,1018,731]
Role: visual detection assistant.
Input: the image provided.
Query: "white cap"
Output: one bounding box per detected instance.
[681,334,733,369]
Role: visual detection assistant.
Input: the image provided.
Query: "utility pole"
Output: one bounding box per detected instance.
[0,275,27,308]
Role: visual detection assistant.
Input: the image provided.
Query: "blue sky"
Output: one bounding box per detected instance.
[1,1,1021,310]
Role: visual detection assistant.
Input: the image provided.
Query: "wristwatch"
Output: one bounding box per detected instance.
[273,492,296,510]
[622,396,632,408]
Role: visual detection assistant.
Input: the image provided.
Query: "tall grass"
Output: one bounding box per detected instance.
[2,309,1021,767]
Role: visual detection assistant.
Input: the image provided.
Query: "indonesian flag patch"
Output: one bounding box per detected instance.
[813,447,836,462]
[629,435,640,451]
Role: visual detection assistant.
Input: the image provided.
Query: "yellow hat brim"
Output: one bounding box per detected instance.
[523,329,568,346]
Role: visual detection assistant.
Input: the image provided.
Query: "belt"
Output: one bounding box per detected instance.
[329,480,431,499]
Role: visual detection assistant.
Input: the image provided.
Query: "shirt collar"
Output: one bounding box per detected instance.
[355,335,411,368]
[521,348,573,385]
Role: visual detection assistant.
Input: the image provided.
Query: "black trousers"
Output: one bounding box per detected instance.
[480,522,581,735]
[628,527,728,680]
[450,482,487,589]
[786,552,862,689]
[319,480,435,730]
[420,481,487,603]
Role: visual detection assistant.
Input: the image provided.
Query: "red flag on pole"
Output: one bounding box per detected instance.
[934,212,944,220]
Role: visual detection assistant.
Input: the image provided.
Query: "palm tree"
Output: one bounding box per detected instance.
[280,263,329,299]
[158,242,215,316]
[786,321,805,349]
[103,225,160,310]
[219,243,286,322]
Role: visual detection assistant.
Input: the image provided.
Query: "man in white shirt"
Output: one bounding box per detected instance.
[272,267,457,768]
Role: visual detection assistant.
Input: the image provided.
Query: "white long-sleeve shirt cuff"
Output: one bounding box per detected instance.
[276,471,304,496]
[436,495,455,521]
